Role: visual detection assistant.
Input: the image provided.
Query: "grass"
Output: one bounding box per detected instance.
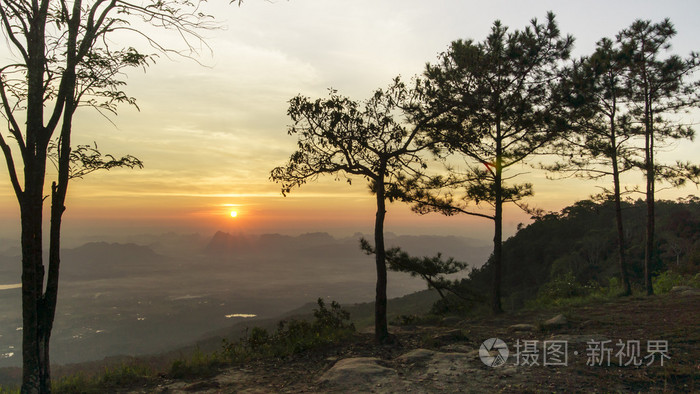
[52,363,154,394]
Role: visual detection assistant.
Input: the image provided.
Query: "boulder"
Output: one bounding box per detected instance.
[319,357,397,386]
[543,314,567,329]
[669,285,694,293]
[396,349,438,363]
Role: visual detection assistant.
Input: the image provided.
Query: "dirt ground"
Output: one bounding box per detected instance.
[137,292,699,393]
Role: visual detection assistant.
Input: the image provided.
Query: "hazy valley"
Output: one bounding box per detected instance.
[0,232,490,368]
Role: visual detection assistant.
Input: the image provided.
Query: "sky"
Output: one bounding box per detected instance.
[1,0,699,243]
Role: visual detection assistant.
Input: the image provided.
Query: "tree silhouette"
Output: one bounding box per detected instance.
[617,19,700,295]
[0,1,223,391]
[546,39,636,295]
[271,78,433,343]
[407,13,572,313]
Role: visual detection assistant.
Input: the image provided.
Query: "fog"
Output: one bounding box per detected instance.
[0,231,490,367]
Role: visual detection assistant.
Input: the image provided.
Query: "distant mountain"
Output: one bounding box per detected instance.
[61,242,167,280]
[205,231,492,269]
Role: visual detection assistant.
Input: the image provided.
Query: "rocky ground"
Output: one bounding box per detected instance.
[128,288,699,393]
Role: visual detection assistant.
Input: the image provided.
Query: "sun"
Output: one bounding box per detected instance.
[229,210,238,218]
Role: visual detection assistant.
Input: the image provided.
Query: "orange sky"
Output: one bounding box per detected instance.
[1,1,699,243]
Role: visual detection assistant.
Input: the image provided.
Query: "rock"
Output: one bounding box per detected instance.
[396,349,438,363]
[681,289,700,295]
[669,285,694,293]
[441,316,462,326]
[319,357,397,386]
[433,329,468,342]
[543,314,567,329]
[508,323,537,332]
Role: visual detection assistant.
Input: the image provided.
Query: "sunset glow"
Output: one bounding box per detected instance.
[0,0,697,242]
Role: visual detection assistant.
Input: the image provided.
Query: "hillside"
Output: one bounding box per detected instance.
[55,290,699,393]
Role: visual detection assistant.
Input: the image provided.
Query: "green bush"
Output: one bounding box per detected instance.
[652,271,700,294]
[537,272,593,300]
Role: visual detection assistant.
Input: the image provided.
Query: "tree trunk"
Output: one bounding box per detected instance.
[492,153,504,314]
[492,186,503,314]
[373,174,389,343]
[644,100,655,296]
[610,133,631,296]
[20,202,44,394]
[644,138,655,295]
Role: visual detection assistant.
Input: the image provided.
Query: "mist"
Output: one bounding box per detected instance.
[0,231,490,367]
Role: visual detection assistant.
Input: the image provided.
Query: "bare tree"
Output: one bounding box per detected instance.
[0,1,223,391]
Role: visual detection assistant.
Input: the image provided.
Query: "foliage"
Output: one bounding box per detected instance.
[221,298,355,362]
[652,271,700,294]
[270,78,431,196]
[48,142,144,180]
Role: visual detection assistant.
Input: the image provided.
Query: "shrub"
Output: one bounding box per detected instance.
[537,272,593,300]
[652,271,700,294]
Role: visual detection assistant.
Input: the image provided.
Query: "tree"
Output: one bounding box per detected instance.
[270,78,432,343]
[408,13,573,313]
[618,19,700,295]
[0,1,220,391]
[545,39,636,295]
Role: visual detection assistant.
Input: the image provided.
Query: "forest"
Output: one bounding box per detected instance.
[434,196,700,313]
